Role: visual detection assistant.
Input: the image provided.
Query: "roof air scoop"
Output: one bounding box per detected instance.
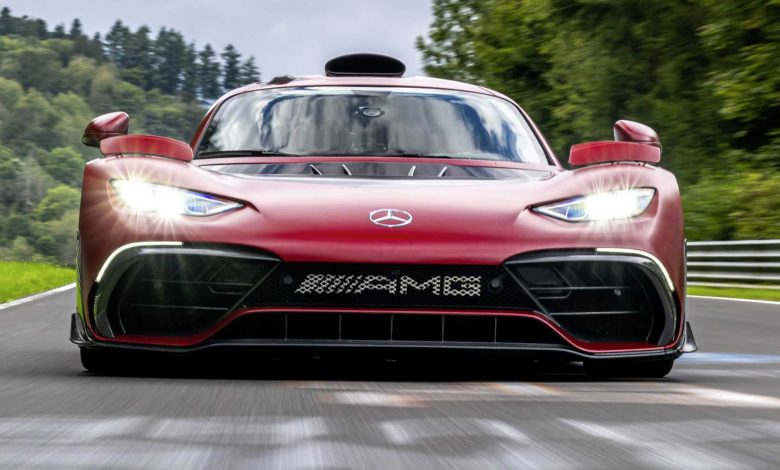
[325,53,406,77]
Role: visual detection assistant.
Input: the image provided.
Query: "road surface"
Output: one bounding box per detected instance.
[0,288,778,469]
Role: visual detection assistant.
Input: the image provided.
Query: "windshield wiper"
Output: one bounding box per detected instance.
[393,150,457,159]
[198,149,301,158]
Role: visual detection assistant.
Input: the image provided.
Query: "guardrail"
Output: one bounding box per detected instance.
[687,240,780,290]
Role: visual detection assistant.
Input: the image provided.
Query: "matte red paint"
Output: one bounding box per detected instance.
[614,119,661,148]
[569,141,662,166]
[82,111,129,147]
[78,74,686,355]
[100,135,193,162]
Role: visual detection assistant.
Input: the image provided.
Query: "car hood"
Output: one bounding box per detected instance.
[86,156,679,265]
[237,176,543,240]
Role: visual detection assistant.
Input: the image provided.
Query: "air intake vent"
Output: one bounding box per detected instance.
[325,53,406,77]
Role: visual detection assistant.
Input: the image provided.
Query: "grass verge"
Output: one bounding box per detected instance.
[688,285,780,302]
[0,262,76,303]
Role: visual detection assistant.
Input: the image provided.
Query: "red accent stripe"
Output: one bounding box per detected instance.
[89,306,679,354]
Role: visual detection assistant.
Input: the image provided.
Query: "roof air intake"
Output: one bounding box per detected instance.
[325,53,406,78]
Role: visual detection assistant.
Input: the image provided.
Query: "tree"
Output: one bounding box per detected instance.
[180,42,199,101]
[153,28,186,94]
[0,146,23,208]
[415,0,485,82]
[88,63,120,113]
[239,56,261,84]
[0,7,46,38]
[68,19,82,38]
[0,76,23,111]
[118,25,155,88]
[34,185,81,222]
[198,44,221,100]
[699,0,780,168]
[62,55,98,95]
[0,7,12,35]
[52,23,66,38]
[0,89,60,151]
[221,44,241,91]
[51,92,93,155]
[0,44,62,92]
[104,20,130,66]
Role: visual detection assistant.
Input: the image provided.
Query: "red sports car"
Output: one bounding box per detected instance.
[71,53,697,377]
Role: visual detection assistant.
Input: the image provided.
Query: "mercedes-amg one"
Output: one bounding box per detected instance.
[71,53,697,377]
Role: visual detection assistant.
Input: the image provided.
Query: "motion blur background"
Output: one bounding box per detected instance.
[0,3,778,468]
[0,0,777,269]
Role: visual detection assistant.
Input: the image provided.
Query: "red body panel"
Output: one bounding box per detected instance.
[569,141,661,166]
[77,75,687,355]
[100,134,193,161]
[78,157,686,351]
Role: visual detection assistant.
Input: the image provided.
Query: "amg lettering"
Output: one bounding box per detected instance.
[399,275,440,295]
[295,274,481,297]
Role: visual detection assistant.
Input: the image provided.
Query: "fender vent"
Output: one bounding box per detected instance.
[325,53,406,77]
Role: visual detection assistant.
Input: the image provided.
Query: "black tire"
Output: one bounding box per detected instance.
[584,358,674,379]
[80,348,120,374]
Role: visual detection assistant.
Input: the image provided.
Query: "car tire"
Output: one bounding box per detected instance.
[584,358,674,379]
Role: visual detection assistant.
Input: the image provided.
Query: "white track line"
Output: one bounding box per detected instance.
[688,295,780,307]
[0,283,75,311]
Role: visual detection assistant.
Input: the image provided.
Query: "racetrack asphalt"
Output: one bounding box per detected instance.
[0,289,778,469]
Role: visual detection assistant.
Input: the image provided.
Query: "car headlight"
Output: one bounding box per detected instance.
[111,180,241,217]
[534,188,655,222]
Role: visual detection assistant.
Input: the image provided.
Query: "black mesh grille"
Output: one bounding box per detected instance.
[102,248,674,347]
[109,252,276,336]
[243,263,535,310]
[508,258,669,343]
[213,312,566,345]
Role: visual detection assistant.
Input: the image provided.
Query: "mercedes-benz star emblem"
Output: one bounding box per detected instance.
[369,209,413,228]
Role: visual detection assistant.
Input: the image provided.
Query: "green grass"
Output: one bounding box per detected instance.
[688,285,780,302]
[0,262,76,303]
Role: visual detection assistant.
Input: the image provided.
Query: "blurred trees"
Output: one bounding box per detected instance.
[0,8,264,266]
[198,44,222,100]
[221,44,241,91]
[418,0,780,239]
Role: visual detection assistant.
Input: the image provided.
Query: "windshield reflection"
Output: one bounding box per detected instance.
[197,87,548,163]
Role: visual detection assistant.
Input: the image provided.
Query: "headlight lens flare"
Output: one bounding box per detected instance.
[535,188,655,222]
[111,180,241,217]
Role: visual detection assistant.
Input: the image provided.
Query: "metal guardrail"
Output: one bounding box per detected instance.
[687,239,780,289]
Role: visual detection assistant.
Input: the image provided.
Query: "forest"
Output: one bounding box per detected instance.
[418,0,779,241]
[0,2,778,269]
[0,7,259,266]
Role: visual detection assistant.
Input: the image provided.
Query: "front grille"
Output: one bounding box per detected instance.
[100,247,675,347]
[507,255,673,343]
[106,249,277,336]
[213,312,566,345]
[242,263,536,310]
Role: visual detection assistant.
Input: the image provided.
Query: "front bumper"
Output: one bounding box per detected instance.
[71,312,697,361]
[74,244,692,360]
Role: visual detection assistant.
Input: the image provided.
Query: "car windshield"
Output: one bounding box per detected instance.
[196,87,549,163]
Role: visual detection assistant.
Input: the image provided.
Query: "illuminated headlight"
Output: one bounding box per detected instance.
[534,188,655,222]
[111,180,241,217]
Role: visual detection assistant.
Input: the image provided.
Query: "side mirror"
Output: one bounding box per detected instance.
[82,112,130,147]
[100,135,193,162]
[569,120,662,167]
[613,119,661,148]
